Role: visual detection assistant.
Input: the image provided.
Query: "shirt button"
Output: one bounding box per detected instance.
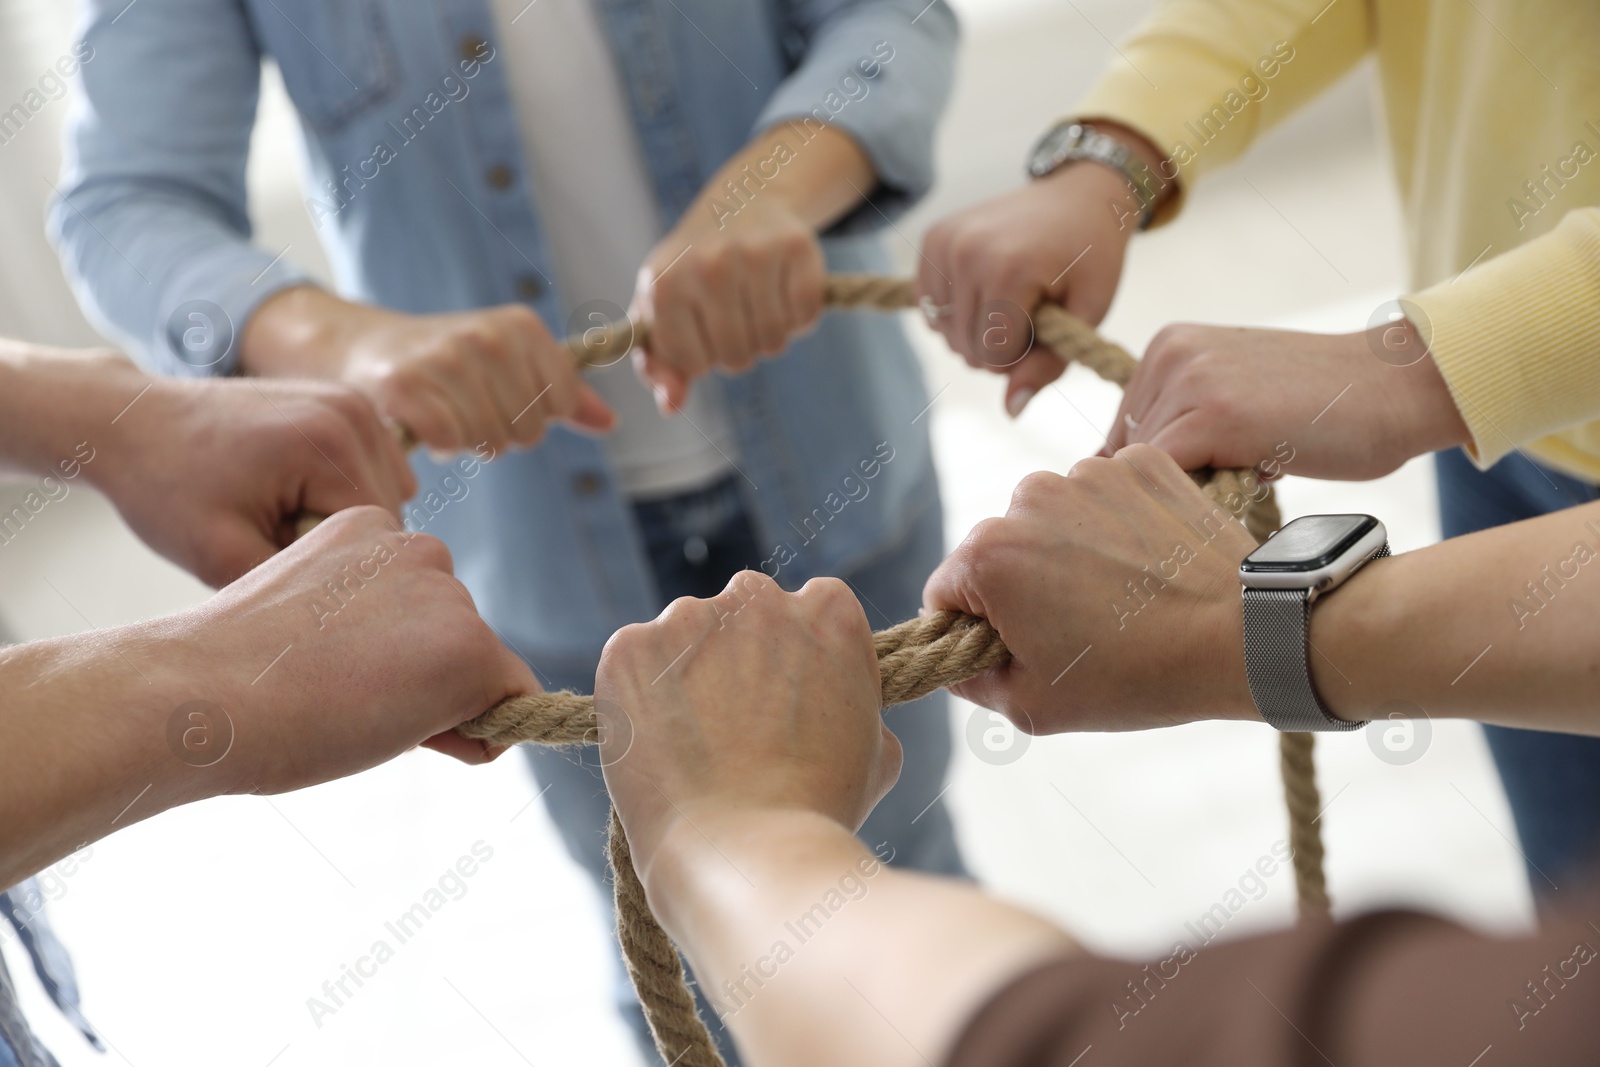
[486,163,515,190]
[572,471,604,496]
[460,36,488,61]
[516,275,544,300]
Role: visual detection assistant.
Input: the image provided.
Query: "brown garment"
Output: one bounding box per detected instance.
[947,910,1600,1066]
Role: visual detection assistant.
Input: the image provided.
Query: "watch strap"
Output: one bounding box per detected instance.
[1242,543,1389,732]
[1028,123,1163,229]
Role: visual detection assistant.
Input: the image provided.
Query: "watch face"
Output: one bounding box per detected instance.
[1028,123,1083,177]
[1241,514,1379,573]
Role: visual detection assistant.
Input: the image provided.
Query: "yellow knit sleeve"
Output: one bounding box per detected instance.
[1406,208,1600,470]
[1072,0,1373,225]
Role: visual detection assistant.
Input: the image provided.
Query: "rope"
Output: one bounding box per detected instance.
[295,273,1327,1061]
[437,274,1327,1066]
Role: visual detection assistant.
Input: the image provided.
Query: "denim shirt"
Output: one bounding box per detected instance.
[53,0,958,682]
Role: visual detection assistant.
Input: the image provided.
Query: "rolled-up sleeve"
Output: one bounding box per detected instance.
[756,0,958,233]
[50,0,315,378]
[946,908,1600,1067]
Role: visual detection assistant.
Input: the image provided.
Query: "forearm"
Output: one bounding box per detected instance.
[1312,499,1600,731]
[0,342,142,482]
[0,622,223,887]
[648,808,1074,1067]
[689,124,877,234]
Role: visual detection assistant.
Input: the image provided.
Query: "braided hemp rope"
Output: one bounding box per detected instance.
[444,275,1327,1067]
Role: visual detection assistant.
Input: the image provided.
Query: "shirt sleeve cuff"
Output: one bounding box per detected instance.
[1406,208,1600,469]
[149,246,317,379]
[755,4,958,235]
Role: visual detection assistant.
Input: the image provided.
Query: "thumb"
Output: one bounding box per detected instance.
[634,350,689,415]
[1004,350,1068,418]
[204,516,283,588]
[567,383,617,434]
[1145,411,1220,473]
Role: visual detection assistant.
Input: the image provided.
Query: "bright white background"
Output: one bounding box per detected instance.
[0,1,1530,1064]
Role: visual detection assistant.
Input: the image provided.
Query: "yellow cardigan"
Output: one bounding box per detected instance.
[1076,0,1600,481]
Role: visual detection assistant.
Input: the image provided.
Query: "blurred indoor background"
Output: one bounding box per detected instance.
[0,0,1529,1064]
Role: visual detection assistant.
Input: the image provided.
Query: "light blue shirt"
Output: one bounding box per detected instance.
[53,0,958,681]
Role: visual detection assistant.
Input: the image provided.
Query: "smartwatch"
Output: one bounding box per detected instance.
[1025,122,1165,229]
[1239,514,1390,732]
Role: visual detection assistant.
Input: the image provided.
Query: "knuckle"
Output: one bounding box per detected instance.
[964,515,1009,556]
[1117,442,1167,467]
[406,531,454,570]
[1148,323,1198,360]
[1065,454,1115,483]
[1011,469,1066,509]
[949,232,987,276]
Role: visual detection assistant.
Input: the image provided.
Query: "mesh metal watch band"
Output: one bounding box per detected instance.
[1242,544,1389,732]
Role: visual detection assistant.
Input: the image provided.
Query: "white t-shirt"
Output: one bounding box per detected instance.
[487,0,737,499]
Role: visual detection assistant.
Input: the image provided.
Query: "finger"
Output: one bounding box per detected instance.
[1057,248,1119,330]
[725,284,764,372]
[644,282,712,410]
[335,392,416,508]
[697,275,753,371]
[1000,348,1066,420]
[945,670,1013,721]
[946,256,982,366]
[1104,388,1140,456]
[915,225,954,321]
[1108,360,1166,454]
[788,243,825,333]
[480,316,546,447]
[921,538,985,618]
[422,731,495,764]
[748,252,790,358]
[868,722,904,815]
[386,384,470,455]
[459,364,512,454]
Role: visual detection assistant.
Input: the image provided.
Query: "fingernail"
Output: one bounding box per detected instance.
[653,383,672,412]
[1006,388,1035,418]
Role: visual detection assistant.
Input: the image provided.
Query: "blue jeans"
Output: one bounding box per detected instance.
[519,476,961,1066]
[1436,448,1600,902]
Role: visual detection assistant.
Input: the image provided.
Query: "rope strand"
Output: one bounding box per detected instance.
[295,274,1325,1064]
[444,274,1327,1066]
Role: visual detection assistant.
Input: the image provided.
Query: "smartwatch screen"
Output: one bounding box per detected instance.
[1241,514,1378,573]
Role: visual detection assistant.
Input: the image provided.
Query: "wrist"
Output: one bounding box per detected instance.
[1036,119,1173,229]
[1361,319,1471,457]
[642,803,854,939]
[239,284,358,379]
[1306,557,1399,723]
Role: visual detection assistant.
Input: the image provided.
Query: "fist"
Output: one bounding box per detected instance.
[597,572,899,882]
[632,197,826,412]
[183,506,540,794]
[918,148,1151,417]
[99,375,416,587]
[923,446,1261,733]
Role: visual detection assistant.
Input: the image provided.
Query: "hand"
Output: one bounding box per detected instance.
[241,287,616,455]
[631,196,825,412]
[174,506,539,794]
[918,123,1164,417]
[1102,321,1469,480]
[96,371,416,587]
[595,572,899,890]
[922,445,1260,733]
